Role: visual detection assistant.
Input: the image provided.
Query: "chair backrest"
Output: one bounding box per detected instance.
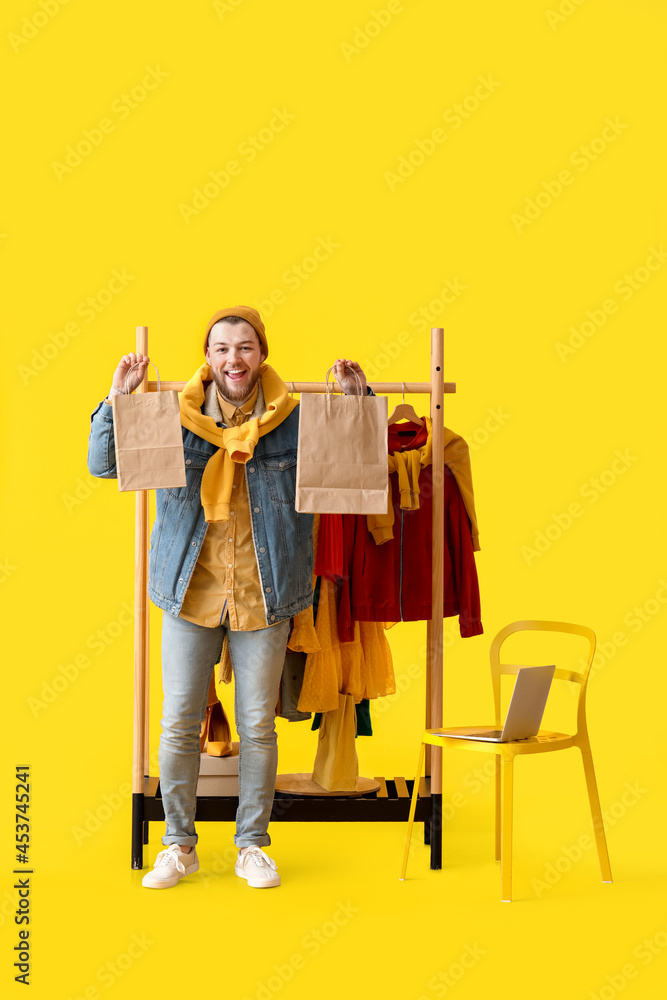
[488,620,596,739]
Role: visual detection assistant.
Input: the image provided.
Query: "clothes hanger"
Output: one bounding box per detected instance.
[388,382,422,425]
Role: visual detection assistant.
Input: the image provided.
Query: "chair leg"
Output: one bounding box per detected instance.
[581,748,613,883]
[494,757,501,861]
[500,757,513,902]
[400,742,425,880]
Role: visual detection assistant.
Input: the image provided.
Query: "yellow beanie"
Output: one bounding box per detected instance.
[203,306,268,360]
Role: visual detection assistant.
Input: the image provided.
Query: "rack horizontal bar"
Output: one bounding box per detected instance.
[146,381,456,394]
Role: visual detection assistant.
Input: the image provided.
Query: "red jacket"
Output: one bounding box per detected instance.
[316,419,483,640]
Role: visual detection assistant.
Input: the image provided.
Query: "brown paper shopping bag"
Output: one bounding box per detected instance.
[295,366,388,514]
[111,361,187,492]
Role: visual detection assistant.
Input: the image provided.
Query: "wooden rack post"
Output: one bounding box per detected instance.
[132,325,150,867]
[428,327,445,868]
[130,326,453,870]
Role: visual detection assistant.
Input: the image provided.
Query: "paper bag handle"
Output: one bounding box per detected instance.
[324,364,364,412]
[123,361,161,394]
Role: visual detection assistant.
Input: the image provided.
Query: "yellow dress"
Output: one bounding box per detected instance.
[296,577,396,714]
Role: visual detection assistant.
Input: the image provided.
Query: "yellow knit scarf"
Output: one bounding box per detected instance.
[179,361,298,522]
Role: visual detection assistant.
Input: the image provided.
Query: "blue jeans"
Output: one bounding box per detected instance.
[158,612,290,849]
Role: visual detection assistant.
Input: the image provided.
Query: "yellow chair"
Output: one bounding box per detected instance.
[399,620,613,901]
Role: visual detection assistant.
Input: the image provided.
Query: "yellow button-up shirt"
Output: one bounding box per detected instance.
[179,382,279,631]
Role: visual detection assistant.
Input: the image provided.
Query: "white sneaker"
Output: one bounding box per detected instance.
[142,844,199,889]
[235,847,281,888]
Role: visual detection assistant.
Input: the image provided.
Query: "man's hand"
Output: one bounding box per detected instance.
[111,352,151,394]
[333,359,368,395]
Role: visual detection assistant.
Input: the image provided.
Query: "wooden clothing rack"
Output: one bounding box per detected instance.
[130,326,456,870]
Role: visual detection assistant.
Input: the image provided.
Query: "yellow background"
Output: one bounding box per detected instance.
[2,0,666,997]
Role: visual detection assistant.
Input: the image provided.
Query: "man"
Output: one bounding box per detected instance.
[87,306,371,889]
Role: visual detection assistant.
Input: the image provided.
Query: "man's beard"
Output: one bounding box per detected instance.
[211,364,262,404]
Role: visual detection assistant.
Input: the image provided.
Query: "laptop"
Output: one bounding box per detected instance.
[436,665,556,742]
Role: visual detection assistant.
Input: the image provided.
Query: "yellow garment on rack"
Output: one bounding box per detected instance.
[393,448,423,511]
[288,607,320,653]
[297,577,395,713]
[441,425,480,552]
[312,693,359,791]
[366,417,481,552]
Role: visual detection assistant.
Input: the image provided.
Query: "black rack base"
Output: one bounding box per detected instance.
[132,775,440,870]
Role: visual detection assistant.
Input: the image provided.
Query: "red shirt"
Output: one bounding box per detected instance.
[316,418,483,640]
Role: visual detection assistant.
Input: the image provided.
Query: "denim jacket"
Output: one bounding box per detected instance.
[87,398,314,625]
